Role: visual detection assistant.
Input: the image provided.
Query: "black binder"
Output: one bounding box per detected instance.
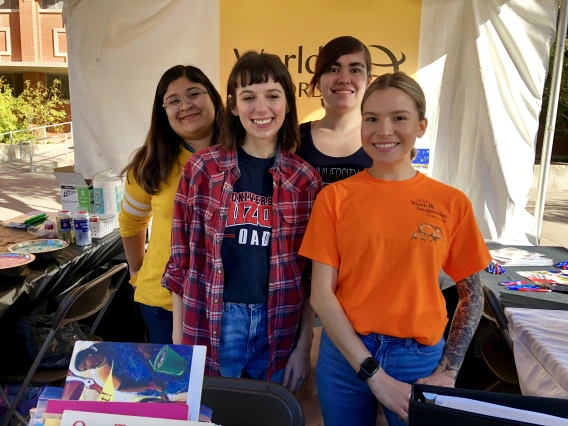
[409,384,568,425]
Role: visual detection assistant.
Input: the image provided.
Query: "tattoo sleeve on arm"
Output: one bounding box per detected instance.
[439,272,484,377]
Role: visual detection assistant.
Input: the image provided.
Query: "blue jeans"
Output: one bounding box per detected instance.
[317,329,444,426]
[219,302,284,383]
[139,304,173,344]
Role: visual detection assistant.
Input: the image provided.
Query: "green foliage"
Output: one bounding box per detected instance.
[0,78,20,143]
[0,78,68,144]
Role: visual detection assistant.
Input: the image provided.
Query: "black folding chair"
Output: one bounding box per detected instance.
[0,263,128,426]
[480,284,519,392]
[202,376,304,426]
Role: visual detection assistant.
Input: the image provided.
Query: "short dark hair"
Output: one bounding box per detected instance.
[120,65,224,195]
[74,347,97,371]
[220,51,299,152]
[308,36,372,97]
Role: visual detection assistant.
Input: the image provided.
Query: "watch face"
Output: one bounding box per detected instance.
[362,357,380,375]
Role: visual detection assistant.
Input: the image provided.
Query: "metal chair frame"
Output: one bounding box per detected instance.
[0,263,128,426]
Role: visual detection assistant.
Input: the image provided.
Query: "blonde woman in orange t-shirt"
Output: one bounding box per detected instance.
[299,72,491,426]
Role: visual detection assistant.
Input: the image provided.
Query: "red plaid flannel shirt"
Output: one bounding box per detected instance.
[162,145,322,379]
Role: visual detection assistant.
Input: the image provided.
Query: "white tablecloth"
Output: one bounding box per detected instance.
[505,308,568,398]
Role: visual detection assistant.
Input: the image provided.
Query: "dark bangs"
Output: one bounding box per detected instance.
[221,51,300,151]
[230,54,285,92]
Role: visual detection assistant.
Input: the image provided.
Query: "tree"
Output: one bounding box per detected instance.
[0,78,68,144]
[14,79,68,134]
[0,78,19,143]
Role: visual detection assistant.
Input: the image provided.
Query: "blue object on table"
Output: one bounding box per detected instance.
[506,285,542,290]
[486,263,506,274]
[29,386,64,425]
[554,261,568,270]
[411,148,430,165]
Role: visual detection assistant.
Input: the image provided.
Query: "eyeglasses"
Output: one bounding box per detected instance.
[162,89,209,111]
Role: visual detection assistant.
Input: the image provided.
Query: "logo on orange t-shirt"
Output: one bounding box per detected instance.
[411,223,443,243]
[410,198,447,244]
[410,198,448,223]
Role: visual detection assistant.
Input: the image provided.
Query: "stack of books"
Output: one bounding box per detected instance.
[29,341,217,426]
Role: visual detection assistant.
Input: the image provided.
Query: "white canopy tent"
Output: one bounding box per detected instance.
[62,0,562,245]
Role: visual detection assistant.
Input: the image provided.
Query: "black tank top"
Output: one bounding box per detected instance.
[295,122,372,186]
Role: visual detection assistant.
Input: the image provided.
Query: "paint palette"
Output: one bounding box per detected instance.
[0,252,36,277]
[8,239,68,260]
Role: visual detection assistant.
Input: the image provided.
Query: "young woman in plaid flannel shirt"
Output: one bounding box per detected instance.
[162,51,322,391]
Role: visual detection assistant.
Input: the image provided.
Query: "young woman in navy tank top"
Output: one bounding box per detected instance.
[295,36,372,186]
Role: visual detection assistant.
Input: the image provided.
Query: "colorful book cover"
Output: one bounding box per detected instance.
[61,342,206,422]
[58,411,209,426]
[45,400,188,420]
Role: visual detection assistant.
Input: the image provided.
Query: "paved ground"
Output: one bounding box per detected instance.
[526,190,568,247]
[0,156,567,247]
[0,146,73,220]
[0,159,65,220]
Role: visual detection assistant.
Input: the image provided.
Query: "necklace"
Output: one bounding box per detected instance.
[183,141,195,153]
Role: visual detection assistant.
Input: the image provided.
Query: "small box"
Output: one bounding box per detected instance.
[54,167,112,214]
[90,214,118,239]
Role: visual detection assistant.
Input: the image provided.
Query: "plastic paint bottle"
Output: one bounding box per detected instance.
[56,210,74,244]
[73,211,92,247]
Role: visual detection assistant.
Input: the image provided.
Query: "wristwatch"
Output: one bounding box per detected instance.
[357,357,380,381]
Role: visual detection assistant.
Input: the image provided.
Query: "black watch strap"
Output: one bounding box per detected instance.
[357,357,380,381]
[357,369,370,381]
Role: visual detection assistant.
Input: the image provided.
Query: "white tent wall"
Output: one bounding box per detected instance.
[418,0,558,244]
[63,0,558,244]
[63,0,220,178]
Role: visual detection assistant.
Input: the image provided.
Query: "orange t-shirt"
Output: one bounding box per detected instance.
[299,170,491,345]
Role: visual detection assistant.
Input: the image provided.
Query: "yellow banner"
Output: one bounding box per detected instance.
[220,0,422,122]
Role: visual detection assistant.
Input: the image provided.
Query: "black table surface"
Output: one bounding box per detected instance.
[0,229,124,321]
[482,244,568,310]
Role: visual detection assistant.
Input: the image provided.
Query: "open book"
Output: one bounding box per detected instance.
[61,342,206,422]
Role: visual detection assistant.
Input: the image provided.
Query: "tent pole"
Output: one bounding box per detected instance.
[535,0,568,245]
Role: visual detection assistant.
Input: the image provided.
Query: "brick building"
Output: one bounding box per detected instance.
[0,0,70,120]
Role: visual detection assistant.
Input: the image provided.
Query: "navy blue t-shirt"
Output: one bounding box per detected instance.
[221,148,274,303]
[296,121,372,186]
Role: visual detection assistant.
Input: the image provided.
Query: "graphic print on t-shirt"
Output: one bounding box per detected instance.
[410,198,448,223]
[316,166,363,186]
[221,147,274,304]
[226,191,272,246]
[411,223,444,243]
[296,122,372,186]
[410,198,447,244]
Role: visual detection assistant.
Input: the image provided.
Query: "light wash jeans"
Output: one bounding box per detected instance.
[317,329,444,426]
[218,302,285,383]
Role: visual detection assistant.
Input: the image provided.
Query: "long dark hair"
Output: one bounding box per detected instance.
[220,51,299,152]
[121,65,224,195]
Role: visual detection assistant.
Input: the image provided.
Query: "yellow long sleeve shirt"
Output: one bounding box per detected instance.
[118,148,192,311]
